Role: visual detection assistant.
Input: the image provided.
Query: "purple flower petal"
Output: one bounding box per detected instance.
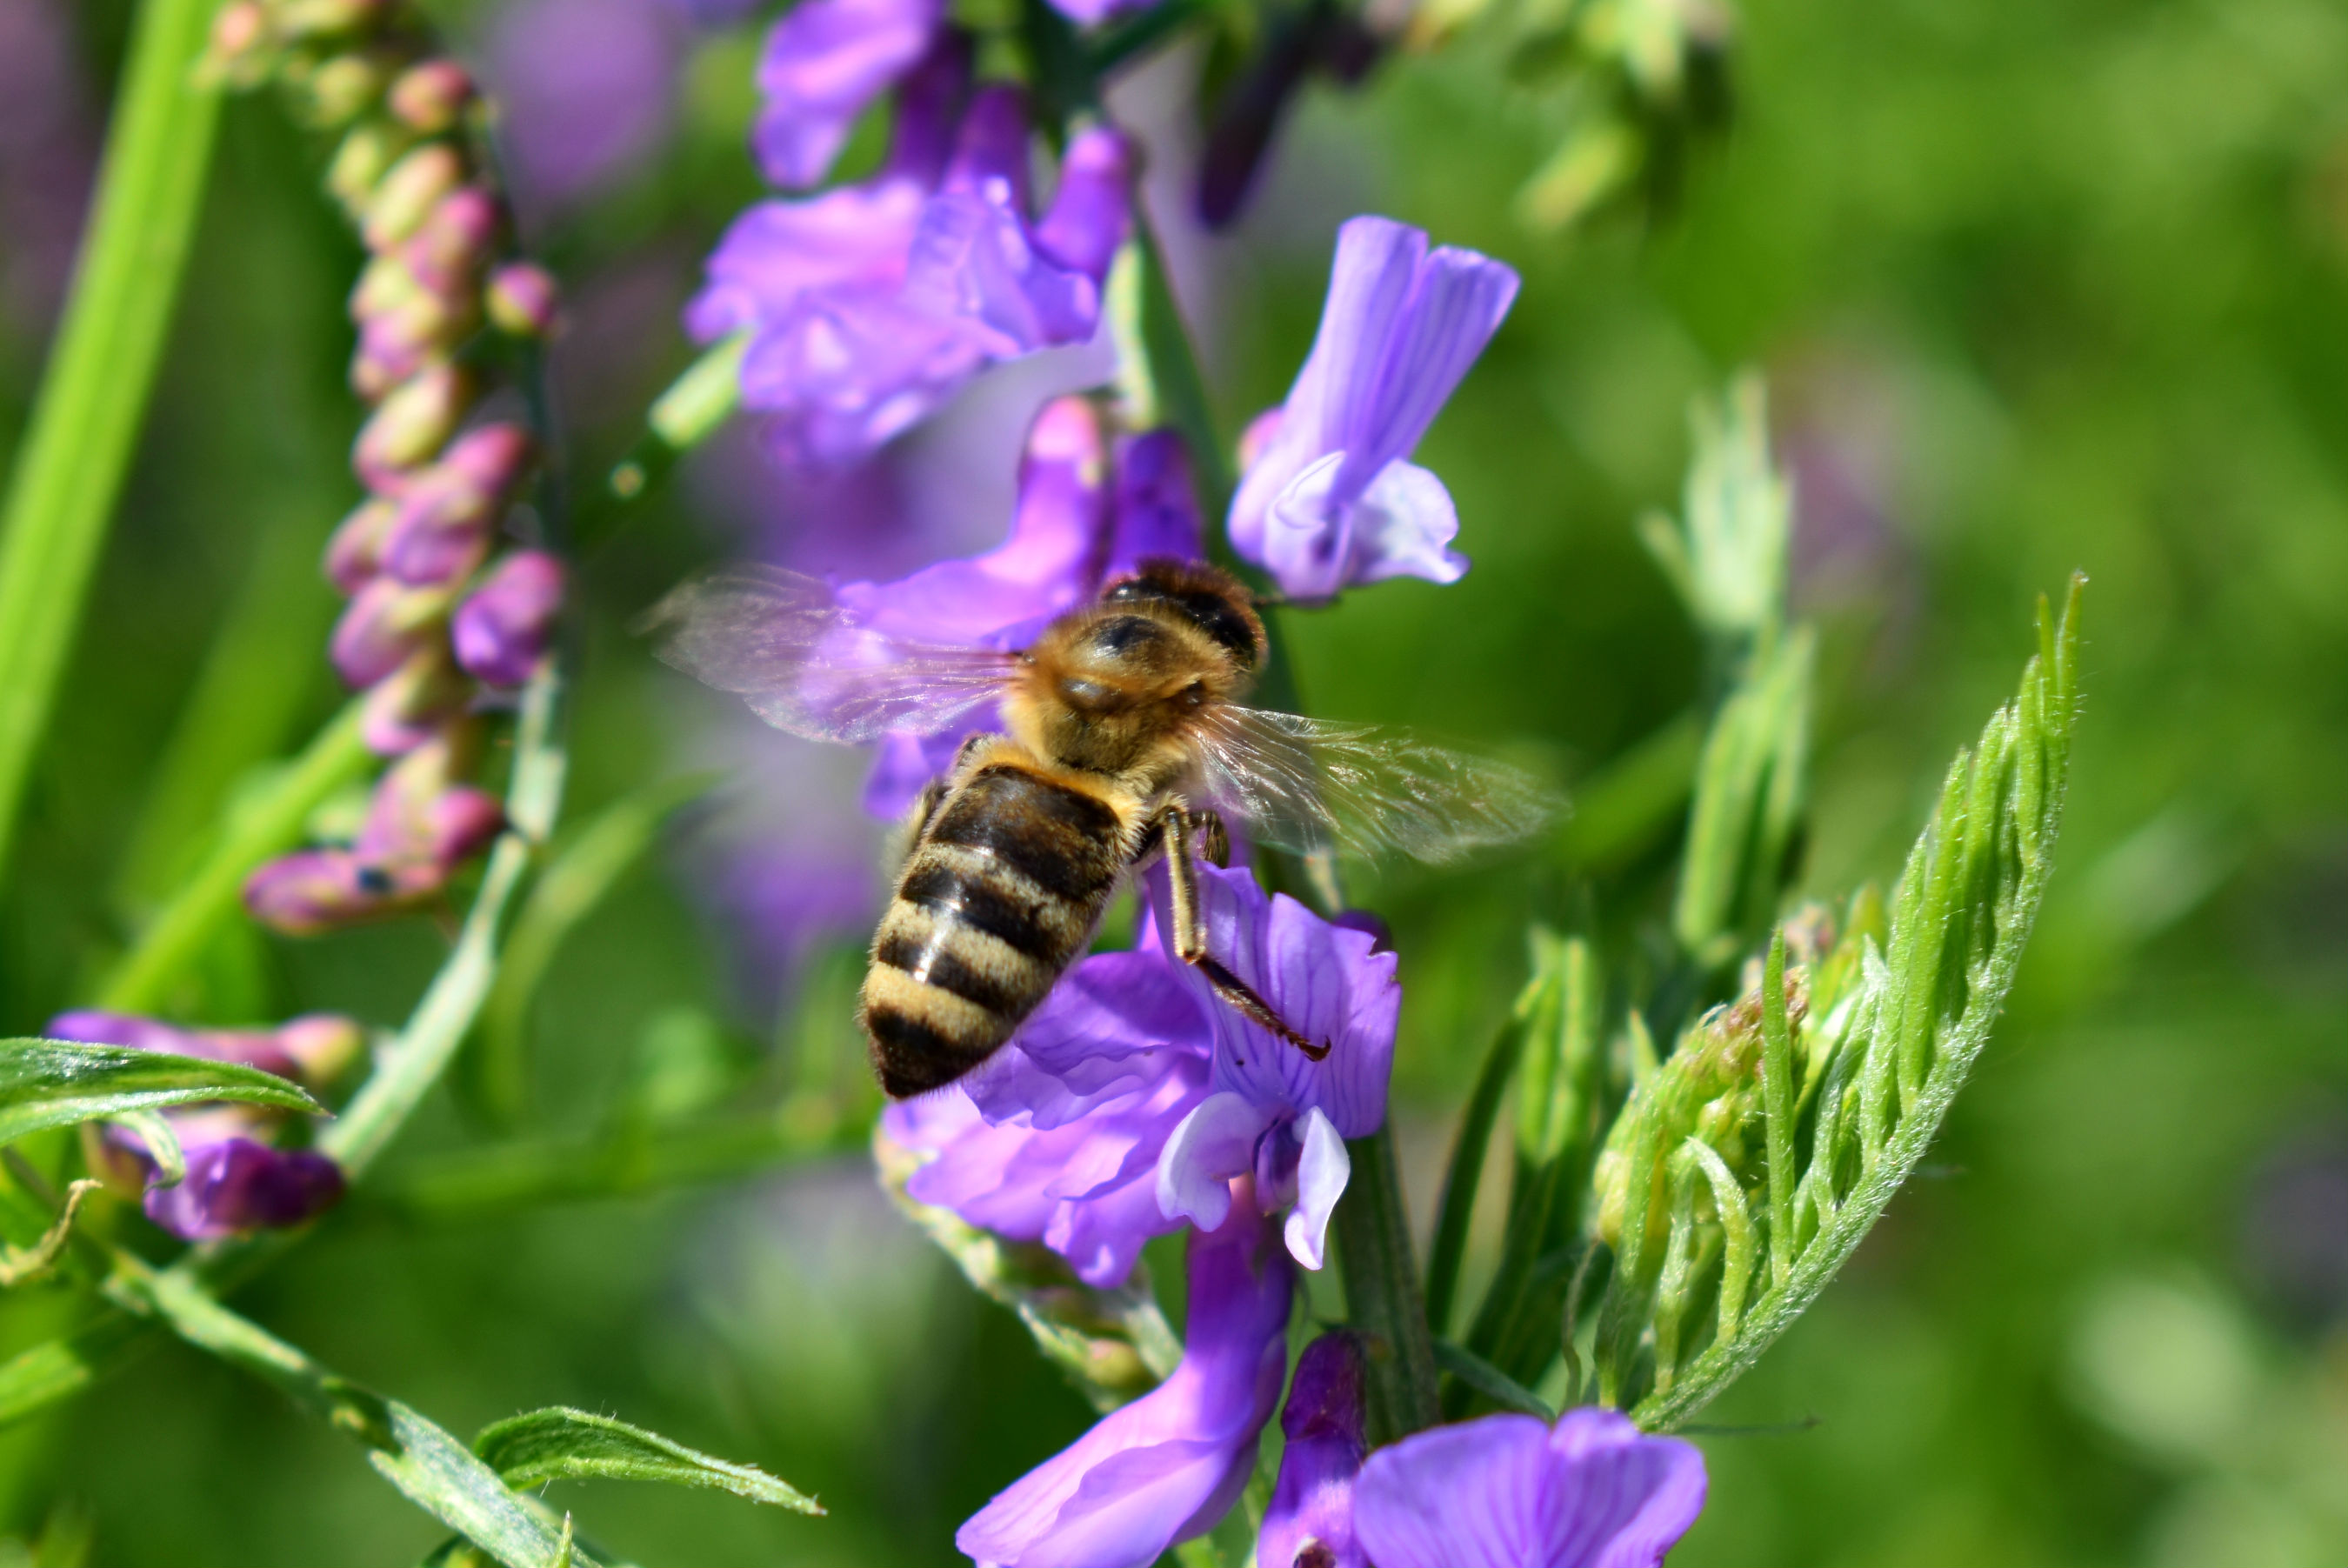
[686,179,931,344]
[1156,1090,1269,1234]
[141,1138,346,1241]
[1257,1331,1369,1568]
[752,0,943,189]
[957,1198,1295,1568]
[1351,1408,1708,1568]
[1283,1106,1350,1271]
[1228,216,1518,599]
[1154,863,1398,1138]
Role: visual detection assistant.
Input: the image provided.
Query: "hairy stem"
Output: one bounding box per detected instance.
[0,0,227,885]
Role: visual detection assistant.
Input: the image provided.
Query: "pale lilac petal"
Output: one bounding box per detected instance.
[684,179,928,344]
[1157,863,1398,1137]
[752,0,943,189]
[957,1200,1294,1567]
[1544,1409,1710,1568]
[1044,0,1155,22]
[1157,1091,1267,1231]
[1257,1332,1369,1568]
[1034,126,1136,282]
[1344,244,1518,488]
[1352,1414,1556,1568]
[1305,217,1428,487]
[1257,450,1355,601]
[1282,1106,1350,1270]
[1345,460,1468,587]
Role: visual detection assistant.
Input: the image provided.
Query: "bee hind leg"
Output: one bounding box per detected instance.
[1154,803,1327,1061]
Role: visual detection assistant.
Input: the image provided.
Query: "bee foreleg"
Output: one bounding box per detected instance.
[1154,803,1328,1062]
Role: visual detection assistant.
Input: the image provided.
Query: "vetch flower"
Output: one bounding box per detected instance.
[46,1012,360,1242]
[692,62,1136,474]
[881,945,1214,1287]
[1351,1408,1708,1568]
[1228,216,1518,601]
[1153,862,1399,1271]
[1257,1331,1370,1568]
[752,0,944,190]
[957,1192,1295,1568]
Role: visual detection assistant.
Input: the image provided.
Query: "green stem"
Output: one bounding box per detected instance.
[0,0,227,887]
[97,701,371,1014]
[1334,1127,1441,1443]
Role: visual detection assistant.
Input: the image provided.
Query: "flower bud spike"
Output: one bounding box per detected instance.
[484,262,560,338]
[361,142,464,252]
[387,60,474,134]
[359,649,472,755]
[353,363,470,485]
[324,497,399,593]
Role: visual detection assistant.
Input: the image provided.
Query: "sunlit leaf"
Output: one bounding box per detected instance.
[0,1039,322,1149]
[474,1408,821,1513]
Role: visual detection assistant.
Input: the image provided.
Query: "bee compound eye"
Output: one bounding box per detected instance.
[1181,681,1206,709]
[1059,677,1114,709]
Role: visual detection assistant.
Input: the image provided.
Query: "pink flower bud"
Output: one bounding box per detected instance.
[452,550,564,687]
[359,649,472,754]
[270,1014,369,1088]
[243,847,382,935]
[399,185,498,293]
[485,262,560,338]
[353,363,470,485]
[327,122,411,215]
[353,286,475,395]
[324,496,399,593]
[330,577,449,688]
[388,60,474,134]
[444,423,536,492]
[362,143,464,252]
[200,2,275,83]
[379,470,495,587]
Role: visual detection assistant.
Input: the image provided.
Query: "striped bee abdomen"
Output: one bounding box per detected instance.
[861,764,1129,1098]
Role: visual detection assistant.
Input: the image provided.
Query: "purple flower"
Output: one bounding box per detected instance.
[753,0,944,190]
[1257,1332,1370,1568]
[1351,1409,1707,1568]
[45,1011,358,1242]
[1228,217,1518,601]
[1152,862,1398,1271]
[886,864,1393,1278]
[692,61,1136,474]
[245,731,504,935]
[452,549,565,687]
[483,0,683,212]
[882,947,1214,1287]
[957,1193,1295,1568]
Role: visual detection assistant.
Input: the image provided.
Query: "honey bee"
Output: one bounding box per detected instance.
[646,558,1553,1098]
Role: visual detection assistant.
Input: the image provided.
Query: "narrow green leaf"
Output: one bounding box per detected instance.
[1424,975,1540,1336]
[0,1039,323,1149]
[474,1407,820,1513]
[1758,930,1794,1290]
[1431,1340,1557,1421]
[0,1311,154,1425]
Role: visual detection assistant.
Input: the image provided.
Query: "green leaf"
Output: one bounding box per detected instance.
[0,1039,323,1149]
[1432,1339,1558,1421]
[1611,575,2085,1431]
[473,1408,821,1513]
[1424,961,1546,1337]
[1640,375,1790,653]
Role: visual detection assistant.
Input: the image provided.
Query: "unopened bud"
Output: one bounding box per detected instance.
[398,185,498,294]
[362,142,464,252]
[360,648,472,754]
[330,576,450,688]
[274,1014,369,1089]
[377,424,533,585]
[297,50,391,128]
[143,1141,346,1241]
[324,496,398,592]
[272,0,388,38]
[388,59,474,133]
[484,262,560,338]
[244,846,384,935]
[326,120,413,216]
[452,550,564,686]
[198,2,276,84]
[443,422,536,492]
[353,363,470,484]
[353,285,475,395]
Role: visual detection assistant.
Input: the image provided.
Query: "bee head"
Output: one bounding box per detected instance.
[1100,559,1265,672]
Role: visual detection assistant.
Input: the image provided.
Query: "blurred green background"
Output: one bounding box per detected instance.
[3,0,2345,1561]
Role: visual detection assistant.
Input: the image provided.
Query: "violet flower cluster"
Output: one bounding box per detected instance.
[205,0,567,934]
[685,21,1615,1561]
[47,1011,359,1240]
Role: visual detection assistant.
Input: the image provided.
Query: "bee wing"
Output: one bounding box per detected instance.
[641,565,1014,744]
[1192,707,1561,864]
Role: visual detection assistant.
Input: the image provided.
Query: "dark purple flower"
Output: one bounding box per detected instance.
[1351,1409,1707,1568]
[882,947,1214,1287]
[1228,216,1518,601]
[1257,1332,1369,1568]
[44,1011,358,1242]
[957,1192,1295,1568]
[752,0,943,190]
[452,549,565,686]
[1152,862,1398,1271]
